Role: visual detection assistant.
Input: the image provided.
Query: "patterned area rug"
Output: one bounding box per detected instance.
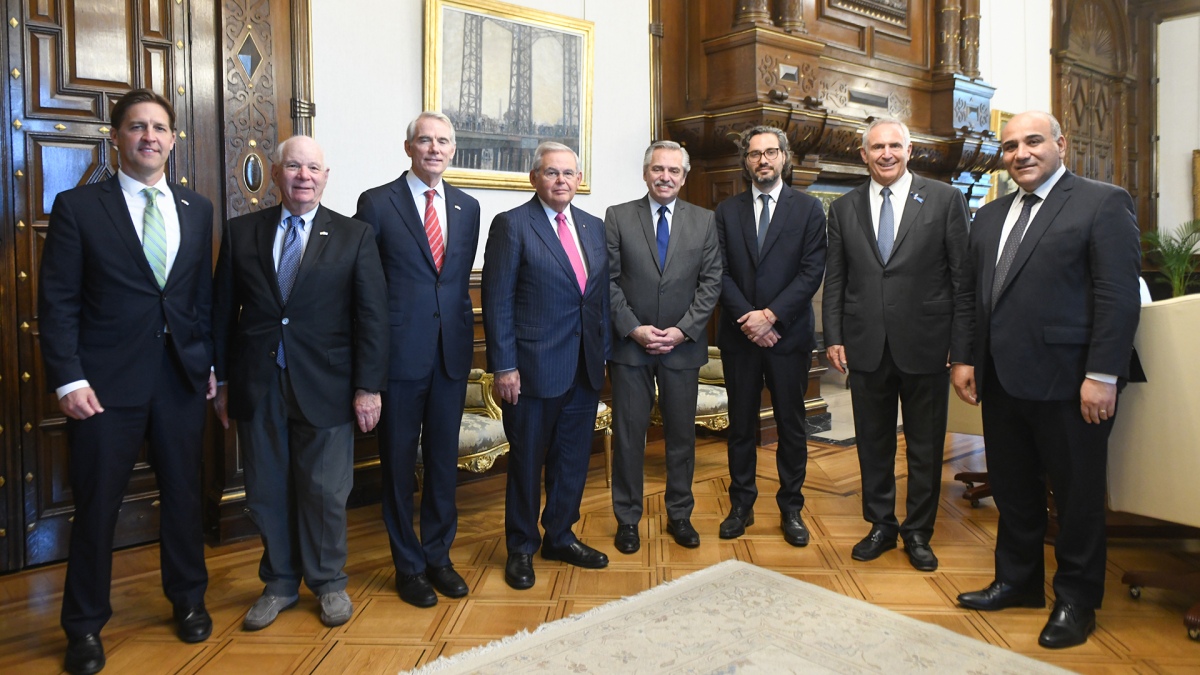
[407,560,1070,674]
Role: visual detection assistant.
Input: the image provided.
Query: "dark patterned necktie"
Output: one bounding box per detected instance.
[757,194,771,252]
[991,194,1041,310]
[276,215,303,368]
[877,186,894,263]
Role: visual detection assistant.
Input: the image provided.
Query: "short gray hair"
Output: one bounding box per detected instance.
[531,141,579,172]
[272,135,317,164]
[406,111,456,144]
[861,117,911,149]
[642,140,691,175]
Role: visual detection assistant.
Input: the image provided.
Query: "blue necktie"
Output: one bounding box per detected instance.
[276,215,303,368]
[877,186,894,263]
[656,204,669,269]
[757,194,771,252]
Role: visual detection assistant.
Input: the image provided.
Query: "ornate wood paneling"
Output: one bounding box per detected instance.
[221,0,282,217]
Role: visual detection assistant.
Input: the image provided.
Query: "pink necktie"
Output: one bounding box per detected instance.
[424,189,444,271]
[556,212,587,292]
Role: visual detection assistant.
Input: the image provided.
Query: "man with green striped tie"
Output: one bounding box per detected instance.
[38,88,218,674]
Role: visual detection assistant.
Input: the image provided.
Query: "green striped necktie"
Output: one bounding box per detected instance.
[142,187,168,288]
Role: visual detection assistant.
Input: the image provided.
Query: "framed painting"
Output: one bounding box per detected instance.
[986,109,1016,204]
[424,0,594,192]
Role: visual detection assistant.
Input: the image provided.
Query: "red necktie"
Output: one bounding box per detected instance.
[424,189,444,271]
[556,212,587,292]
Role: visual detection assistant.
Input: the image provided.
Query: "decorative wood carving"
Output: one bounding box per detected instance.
[933,0,961,75]
[222,0,279,217]
[960,0,981,78]
[776,0,807,33]
[829,0,908,27]
[734,0,773,29]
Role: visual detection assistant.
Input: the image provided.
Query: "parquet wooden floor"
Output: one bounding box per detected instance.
[3,434,1200,673]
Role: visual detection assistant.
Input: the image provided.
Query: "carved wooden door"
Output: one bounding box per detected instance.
[3,0,208,569]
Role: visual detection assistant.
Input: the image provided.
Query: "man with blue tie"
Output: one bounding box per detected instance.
[213,135,389,632]
[39,88,217,674]
[714,126,827,546]
[355,112,481,607]
[605,141,722,553]
[822,118,971,572]
[482,141,612,589]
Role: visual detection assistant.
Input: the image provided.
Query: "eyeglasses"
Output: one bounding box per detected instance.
[746,147,783,161]
[541,169,579,180]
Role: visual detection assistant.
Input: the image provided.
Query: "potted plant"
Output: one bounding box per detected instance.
[1142,219,1200,298]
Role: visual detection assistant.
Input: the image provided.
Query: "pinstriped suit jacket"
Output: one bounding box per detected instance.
[482,195,611,399]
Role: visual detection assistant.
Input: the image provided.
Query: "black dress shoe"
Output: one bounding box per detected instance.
[1038,600,1096,649]
[397,572,438,607]
[781,511,809,547]
[666,519,700,548]
[505,553,536,590]
[64,633,105,675]
[957,580,1046,611]
[426,565,469,598]
[902,535,938,571]
[852,527,897,561]
[541,540,609,569]
[173,603,213,643]
[719,506,754,539]
[614,524,640,554]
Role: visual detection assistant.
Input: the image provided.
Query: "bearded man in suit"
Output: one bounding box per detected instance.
[605,140,721,553]
[952,111,1141,649]
[822,117,971,572]
[713,126,827,547]
[213,135,388,632]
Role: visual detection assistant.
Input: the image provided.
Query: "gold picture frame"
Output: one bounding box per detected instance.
[424,0,594,192]
[985,109,1015,204]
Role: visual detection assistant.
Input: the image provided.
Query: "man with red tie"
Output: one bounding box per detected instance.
[354,112,481,607]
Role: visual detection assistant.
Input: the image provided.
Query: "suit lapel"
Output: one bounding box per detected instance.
[849,183,882,266]
[293,206,332,295]
[391,171,439,272]
[759,185,791,260]
[167,185,200,290]
[739,191,761,266]
[256,206,285,306]
[444,183,468,271]
[572,204,605,293]
[996,174,1074,301]
[526,197,580,293]
[890,175,927,258]
[979,193,1016,309]
[636,198,663,273]
[99,176,161,289]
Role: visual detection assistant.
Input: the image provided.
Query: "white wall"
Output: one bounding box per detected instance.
[978,0,1052,115]
[311,0,652,265]
[1157,15,1200,236]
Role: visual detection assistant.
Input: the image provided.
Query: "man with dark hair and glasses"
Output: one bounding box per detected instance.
[713,126,827,547]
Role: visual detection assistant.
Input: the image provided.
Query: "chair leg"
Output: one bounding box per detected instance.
[604,427,613,488]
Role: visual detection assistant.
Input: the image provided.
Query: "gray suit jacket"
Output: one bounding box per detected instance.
[606,196,722,370]
[822,173,971,374]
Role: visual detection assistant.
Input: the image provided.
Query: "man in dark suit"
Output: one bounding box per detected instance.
[213,135,388,631]
[951,111,1141,649]
[606,140,721,553]
[354,112,480,608]
[822,118,971,571]
[482,141,611,589]
[714,126,827,546]
[38,88,216,674]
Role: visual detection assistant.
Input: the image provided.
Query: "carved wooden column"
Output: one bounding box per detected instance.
[290,0,316,135]
[960,0,981,79]
[776,0,806,34]
[734,0,773,28]
[934,0,962,76]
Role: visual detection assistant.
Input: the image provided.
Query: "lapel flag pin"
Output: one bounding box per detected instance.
[912,193,924,204]
[319,231,329,236]
[181,199,190,206]
[454,204,462,210]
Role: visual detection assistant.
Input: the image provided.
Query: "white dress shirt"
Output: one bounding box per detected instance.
[406,171,448,245]
[274,205,319,270]
[867,169,914,244]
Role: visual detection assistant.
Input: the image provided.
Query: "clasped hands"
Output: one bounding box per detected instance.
[630,325,686,355]
[737,309,780,347]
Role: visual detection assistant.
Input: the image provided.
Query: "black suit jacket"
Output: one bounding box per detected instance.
[354,172,481,382]
[213,204,389,427]
[715,183,827,355]
[39,176,214,405]
[482,196,610,398]
[822,174,971,374]
[961,170,1142,401]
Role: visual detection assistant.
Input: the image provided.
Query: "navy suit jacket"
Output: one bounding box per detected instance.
[355,172,481,382]
[39,175,214,405]
[715,183,827,356]
[822,174,971,374]
[960,170,1141,401]
[212,204,389,427]
[482,196,611,398]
